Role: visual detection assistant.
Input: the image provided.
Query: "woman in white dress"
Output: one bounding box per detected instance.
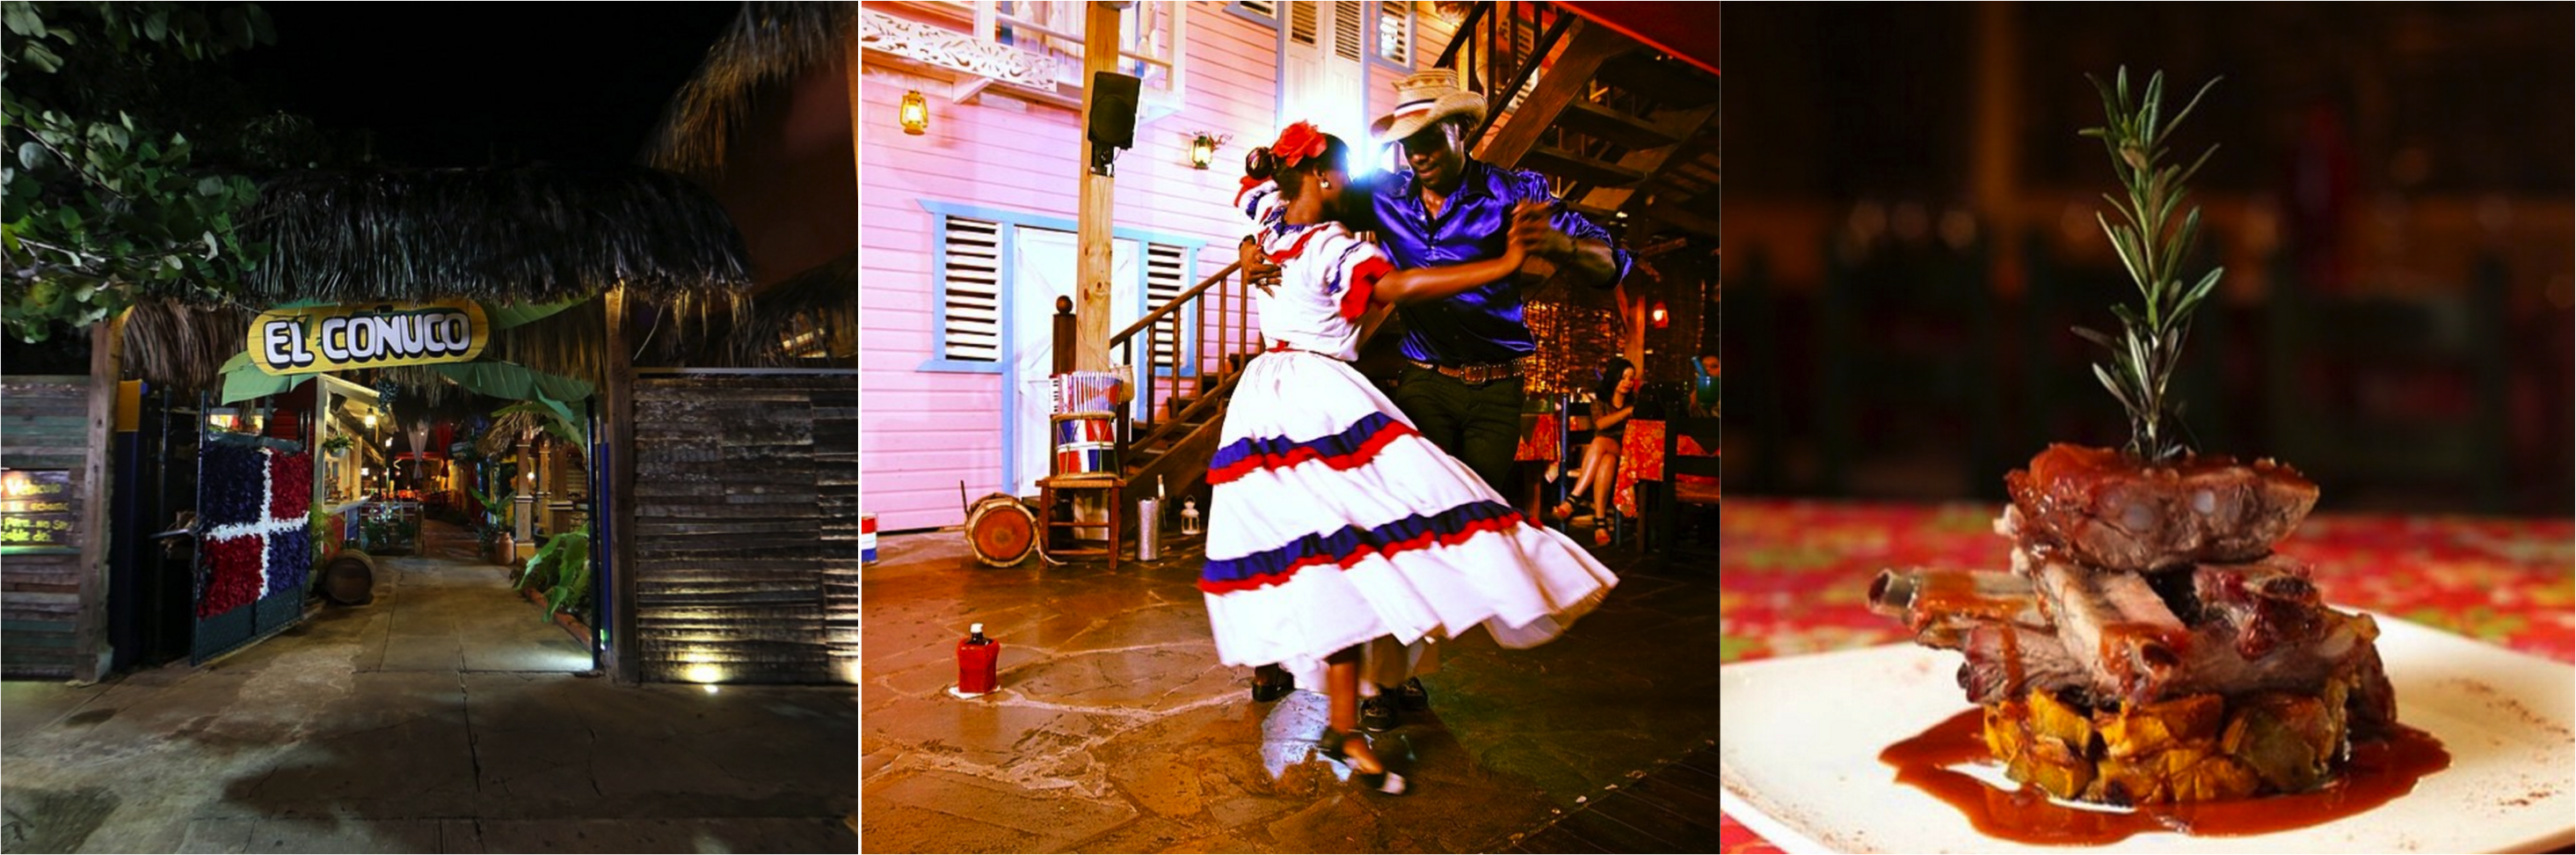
[1200,122,1619,796]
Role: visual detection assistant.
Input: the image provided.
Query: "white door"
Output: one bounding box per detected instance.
[1009,226,1139,496]
[1282,2,1370,148]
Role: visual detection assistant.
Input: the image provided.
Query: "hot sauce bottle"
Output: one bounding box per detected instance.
[956,623,1000,697]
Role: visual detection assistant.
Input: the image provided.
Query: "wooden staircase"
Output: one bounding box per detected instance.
[1105,2,1721,515]
[1444,2,1721,244]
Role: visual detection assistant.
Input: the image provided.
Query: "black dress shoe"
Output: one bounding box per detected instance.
[1394,677,1430,712]
[1359,694,1398,732]
[1249,664,1294,702]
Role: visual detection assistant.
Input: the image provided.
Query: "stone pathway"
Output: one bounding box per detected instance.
[860,529,1721,852]
[0,522,856,854]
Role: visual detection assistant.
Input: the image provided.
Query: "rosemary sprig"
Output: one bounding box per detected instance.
[2074,68,2223,462]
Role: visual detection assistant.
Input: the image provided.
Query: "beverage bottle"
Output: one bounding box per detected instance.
[957,623,1001,696]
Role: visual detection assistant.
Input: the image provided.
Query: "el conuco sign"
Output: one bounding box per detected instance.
[248,300,490,376]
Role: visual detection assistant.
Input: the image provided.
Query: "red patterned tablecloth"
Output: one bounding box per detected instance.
[1718,498,2576,854]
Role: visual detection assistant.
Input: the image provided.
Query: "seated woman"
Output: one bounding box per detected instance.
[1554,355,1637,544]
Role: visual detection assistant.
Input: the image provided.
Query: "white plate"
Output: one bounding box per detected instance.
[1719,613,2576,853]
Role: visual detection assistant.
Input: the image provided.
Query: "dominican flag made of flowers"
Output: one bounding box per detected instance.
[198,442,313,618]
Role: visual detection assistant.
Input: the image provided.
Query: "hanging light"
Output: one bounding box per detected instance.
[1190,132,1228,170]
[1650,301,1670,329]
[899,90,929,135]
[363,413,378,429]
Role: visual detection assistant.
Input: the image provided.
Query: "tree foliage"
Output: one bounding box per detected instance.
[2,2,277,342]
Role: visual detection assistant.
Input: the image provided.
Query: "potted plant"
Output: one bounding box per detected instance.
[514,523,593,642]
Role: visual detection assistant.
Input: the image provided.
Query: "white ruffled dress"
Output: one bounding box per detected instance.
[1199,181,1618,693]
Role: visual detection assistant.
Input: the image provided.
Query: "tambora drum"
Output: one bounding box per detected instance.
[1052,412,1118,476]
[861,513,879,564]
[964,493,1037,567]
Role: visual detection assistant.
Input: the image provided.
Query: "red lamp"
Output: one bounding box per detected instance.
[1649,301,1670,329]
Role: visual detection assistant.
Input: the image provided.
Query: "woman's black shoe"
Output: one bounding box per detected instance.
[1249,664,1294,703]
[1359,694,1398,732]
[1394,677,1430,712]
[1319,727,1409,796]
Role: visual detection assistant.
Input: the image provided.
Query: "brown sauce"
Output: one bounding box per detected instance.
[1881,708,2450,844]
[1913,571,2032,625]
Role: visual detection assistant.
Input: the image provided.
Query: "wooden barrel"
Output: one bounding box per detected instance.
[964,493,1037,567]
[324,550,377,605]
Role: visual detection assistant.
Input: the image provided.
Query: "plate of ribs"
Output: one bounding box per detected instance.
[1721,68,2574,853]
[1715,443,2576,853]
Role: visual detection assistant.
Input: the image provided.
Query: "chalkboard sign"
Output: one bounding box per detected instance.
[1,469,76,548]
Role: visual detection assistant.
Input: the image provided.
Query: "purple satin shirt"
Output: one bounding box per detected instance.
[1352,159,1630,366]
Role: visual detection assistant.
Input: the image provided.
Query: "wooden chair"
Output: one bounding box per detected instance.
[1650,399,1720,566]
[1036,473,1122,571]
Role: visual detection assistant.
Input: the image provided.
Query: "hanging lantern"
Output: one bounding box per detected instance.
[1190,132,1226,170]
[899,90,929,135]
[1650,301,1670,329]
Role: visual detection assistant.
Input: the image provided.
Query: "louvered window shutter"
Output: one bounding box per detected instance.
[1143,244,1192,375]
[1332,2,1363,61]
[1378,4,1409,65]
[941,216,1003,362]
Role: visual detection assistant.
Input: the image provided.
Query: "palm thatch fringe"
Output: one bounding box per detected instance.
[242,166,753,306]
[728,251,855,362]
[642,2,854,179]
[635,252,851,368]
[120,300,253,391]
[379,365,459,409]
[489,298,612,388]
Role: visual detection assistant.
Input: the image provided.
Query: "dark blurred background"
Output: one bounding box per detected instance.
[1721,4,2575,516]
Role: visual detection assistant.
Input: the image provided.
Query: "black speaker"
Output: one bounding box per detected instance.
[1088,71,1142,150]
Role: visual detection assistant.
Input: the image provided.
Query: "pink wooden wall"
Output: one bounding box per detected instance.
[862,2,1454,531]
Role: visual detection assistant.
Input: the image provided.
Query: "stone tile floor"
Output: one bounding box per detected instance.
[860,526,1721,853]
[1,522,857,854]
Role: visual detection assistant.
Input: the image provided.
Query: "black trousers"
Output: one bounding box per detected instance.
[1390,363,1525,496]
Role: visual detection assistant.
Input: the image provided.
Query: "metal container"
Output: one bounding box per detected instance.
[1135,498,1161,562]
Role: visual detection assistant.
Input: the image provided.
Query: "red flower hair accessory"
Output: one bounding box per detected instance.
[1270,121,1329,169]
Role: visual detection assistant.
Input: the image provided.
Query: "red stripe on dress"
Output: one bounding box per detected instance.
[1267,228,1327,262]
[1206,417,1418,486]
[1341,256,1391,321]
[1196,512,1527,595]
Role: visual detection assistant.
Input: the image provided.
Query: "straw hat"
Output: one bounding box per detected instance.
[1370,69,1488,142]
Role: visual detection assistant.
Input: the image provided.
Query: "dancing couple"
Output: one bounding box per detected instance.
[1197,70,1629,795]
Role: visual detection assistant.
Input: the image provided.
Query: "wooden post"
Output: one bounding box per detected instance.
[74,314,122,683]
[1073,1,1124,372]
[604,289,641,683]
[848,26,862,185]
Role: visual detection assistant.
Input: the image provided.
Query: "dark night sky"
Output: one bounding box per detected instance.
[229,4,739,168]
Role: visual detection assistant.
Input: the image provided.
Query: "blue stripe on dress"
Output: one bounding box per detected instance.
[1200,499,1522,589]
[1209,412,1400,477]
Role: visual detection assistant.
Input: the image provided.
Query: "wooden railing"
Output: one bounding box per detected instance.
[1109,259,1258,471]
[1432,1,1577,147]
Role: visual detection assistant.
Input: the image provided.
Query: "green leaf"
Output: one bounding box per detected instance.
[16,141,48,172]
[484,297,588,331]
[143,10,168,41]
[20,40,61,72]
[2,4,39,38]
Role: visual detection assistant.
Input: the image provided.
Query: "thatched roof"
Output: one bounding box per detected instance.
[120,299,253,392]
[240,166,753,306]
[642,2,853,179]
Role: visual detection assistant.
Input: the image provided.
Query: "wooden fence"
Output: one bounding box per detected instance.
[3,376,93,679]
[630,371,856,683]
